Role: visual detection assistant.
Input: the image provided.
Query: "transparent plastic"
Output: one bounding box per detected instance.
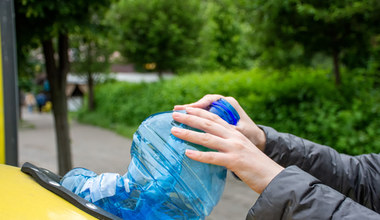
[60,99,240,219]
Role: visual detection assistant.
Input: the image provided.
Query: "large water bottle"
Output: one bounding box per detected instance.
[60,98,240,219]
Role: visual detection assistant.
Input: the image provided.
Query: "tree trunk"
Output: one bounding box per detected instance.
[332,49,341,86]
[88,71,94,111]
[158,71,163,81]
[87,42,95,111]
[42,34,72,176]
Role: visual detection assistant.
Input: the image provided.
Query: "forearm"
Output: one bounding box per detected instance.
[259,125,380,212]
[248,166,380,219]
[260,125,351,184]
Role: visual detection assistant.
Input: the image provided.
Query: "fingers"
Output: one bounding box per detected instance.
[189,94,224,108]
[173,105,187,110]
[185,149,229,167]
[173,94,224,110]
[171,126,229,152]
[185,107,225,124]
[172,107,232,138]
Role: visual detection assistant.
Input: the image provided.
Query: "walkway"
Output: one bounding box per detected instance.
[18,109,258,219]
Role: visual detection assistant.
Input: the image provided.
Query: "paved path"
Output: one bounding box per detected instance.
[18,109,259,219]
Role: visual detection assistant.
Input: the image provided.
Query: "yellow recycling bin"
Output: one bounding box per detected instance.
[0,163,121,219]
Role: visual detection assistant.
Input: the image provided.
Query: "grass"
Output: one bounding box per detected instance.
[19,120,36,129]
[72,110,138,139]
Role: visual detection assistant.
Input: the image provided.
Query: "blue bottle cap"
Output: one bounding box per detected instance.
[209,98,240,125]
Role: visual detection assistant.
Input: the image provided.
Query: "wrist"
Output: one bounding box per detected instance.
[245,126,266,152]
[241,155,284,194]
[255,127,266,152]
[254,165,284,194]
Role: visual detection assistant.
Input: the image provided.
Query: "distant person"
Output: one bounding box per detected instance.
[43,79,50,92]
[35,92,47,113]
[24,92,36,113]
[172,94,380,219]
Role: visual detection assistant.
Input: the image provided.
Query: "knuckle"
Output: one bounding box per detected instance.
[209,113,220,122]
[206,153,217,163]
[200,133,212,145]
[180,129,190,138]
[230,139,245,150]
[198,152,216,164]
[225,96,238,105]
[202,120,213,129]
[204,94,214,101]
[182,114,192,122]
[206,94,223,101]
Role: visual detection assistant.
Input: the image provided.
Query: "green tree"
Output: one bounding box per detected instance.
[15,0,112,175]
[250,0,380,85]
[70,15,113,111]
[107,0,204,77]
[199,0,254,70]
[71,35,112,111]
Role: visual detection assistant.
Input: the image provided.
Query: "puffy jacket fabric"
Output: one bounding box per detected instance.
[247,125,380,219]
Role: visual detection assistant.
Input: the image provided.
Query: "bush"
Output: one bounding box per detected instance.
[78,67,380,155]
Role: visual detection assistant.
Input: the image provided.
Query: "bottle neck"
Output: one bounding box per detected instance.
[208,98,240,125]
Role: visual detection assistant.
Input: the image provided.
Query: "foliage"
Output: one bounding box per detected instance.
[246,0,380,83]
[78,67,380,155]
[106,0,205,73]
[69,9,114,111]
[193,0,254,71]
[15,0,114,175]
[16,0,111,37]
[15,0,114,85]
[70,35,111,75]
[70,14,113,76]
[17,49,44,92]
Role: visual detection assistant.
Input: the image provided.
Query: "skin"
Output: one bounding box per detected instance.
[172,94,284,194]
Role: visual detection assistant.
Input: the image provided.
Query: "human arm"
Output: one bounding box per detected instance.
[175,94,380,212]
[176,94,380,211]
[247,165,380,220]
[171,105,380,219]
[261,125,380,213]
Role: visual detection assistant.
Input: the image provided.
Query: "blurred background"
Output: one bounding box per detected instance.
[1,0,380,219]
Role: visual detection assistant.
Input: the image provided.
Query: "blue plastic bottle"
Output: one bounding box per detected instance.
[60,98,240,219]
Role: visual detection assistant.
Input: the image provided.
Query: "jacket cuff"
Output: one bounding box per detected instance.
[247,165,345,219]
[257,125,281,157]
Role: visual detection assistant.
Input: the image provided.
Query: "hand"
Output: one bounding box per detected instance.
[171,107,284,194]
[174,94,266,151]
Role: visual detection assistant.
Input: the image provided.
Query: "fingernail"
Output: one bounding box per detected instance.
[174,105,188,110]
[171,127,182,134]
[185,149,197,156]
[185,107,194,113]
[172,112,181,119]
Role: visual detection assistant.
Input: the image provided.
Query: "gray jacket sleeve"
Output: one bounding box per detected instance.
[247,125,380,219]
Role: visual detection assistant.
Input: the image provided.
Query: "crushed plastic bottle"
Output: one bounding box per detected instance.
[60,98,240,219]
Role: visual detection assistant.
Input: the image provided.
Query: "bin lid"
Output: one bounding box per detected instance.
[0,163,120,220]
